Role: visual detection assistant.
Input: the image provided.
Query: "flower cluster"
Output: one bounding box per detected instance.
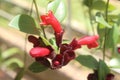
[28,11,99,69]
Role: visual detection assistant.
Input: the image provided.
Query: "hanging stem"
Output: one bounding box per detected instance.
[33,0,47,38]
[103,0,110,61]
[88,1,95,35]
[89,9,95,35]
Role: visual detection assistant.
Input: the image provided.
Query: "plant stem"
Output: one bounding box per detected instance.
[103,0,110,61]
[33,0,46,38]
[88,1,95,35]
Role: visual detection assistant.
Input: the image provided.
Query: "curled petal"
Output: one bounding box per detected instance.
[30,47,50,58]
[28,35,40,47]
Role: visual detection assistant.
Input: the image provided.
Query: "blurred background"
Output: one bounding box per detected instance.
[0,0,120,80]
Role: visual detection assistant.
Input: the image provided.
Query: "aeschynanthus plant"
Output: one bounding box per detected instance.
[28,10,99,69]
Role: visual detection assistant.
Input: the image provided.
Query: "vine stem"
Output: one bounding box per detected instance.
[88,1,95,35]
[33,0,47,38]
[103,0,110,61]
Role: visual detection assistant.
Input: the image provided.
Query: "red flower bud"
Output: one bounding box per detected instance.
[117,47,120,53]
[77,35,99,49]
[30,47,50,58]
[40,10,63,33]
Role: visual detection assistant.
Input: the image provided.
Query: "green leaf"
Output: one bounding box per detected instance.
[47,0,66,22]
[98,60,110,80]
[15,68,25,80]
[92,0,115,11]
[9,14,39,34]
[109,57,120,68]
[92,0,105,10]
[2,47,20,59]
[3,58,24,68]
[28,62,48,73]
[83,0,93,7]
[112,24,119,46]
[75,55,98,69]
[96,12,112,28]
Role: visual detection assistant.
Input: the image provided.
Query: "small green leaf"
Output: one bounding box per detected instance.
[76,55,98,69]
[47,0,66,22]
[96,12,112,28]
[28,62,48,73]
[2,47,20,59]
[9,14,39,34]
[98,60,110,80]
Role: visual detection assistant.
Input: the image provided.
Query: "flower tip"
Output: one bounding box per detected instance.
[30,47,50,58]
[95,35,99,40]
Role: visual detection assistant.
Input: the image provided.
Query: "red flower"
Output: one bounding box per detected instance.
[30,47,50,58]
[40,10,63,34]
[77,35,99,49]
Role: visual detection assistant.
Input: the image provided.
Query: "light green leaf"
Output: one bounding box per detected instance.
[28,62,48,73]
[47,0,66,22]
[96,12,112,28]
[109,57,120,68]
[3,58,24,68]
[76,55,98,69]
[2,47,20,59]
[98,60,110,80]
[9,14,39,34]
[112,24,119,45]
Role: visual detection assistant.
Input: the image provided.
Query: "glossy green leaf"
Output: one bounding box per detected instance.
[76,55,98,69]
[96,12,112,28]
[47,0,66,22]
[3,58,24,68]
[98,60,110,80]
[92,0,115,11]
[28,62,48,73]
[15,68,25,80]
[83,0,93,7]
[2,47,20,59]
[9,14,39,34]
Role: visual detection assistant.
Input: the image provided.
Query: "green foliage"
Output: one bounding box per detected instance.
[109,56,120,68]
[29,62,48,73]
[1,47,19,59]
[47,0,66,22]
[83,0,115,11]
[96,12,112,28]
[76,55,98,69]
[98,60,110,80]
[0,47,23,68]
[9,14,39,34]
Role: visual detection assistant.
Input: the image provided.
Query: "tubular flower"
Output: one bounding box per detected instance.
[40,10,64,47]
[40,10,63,34]
[30,47,50,58]
[77,35,99,49]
